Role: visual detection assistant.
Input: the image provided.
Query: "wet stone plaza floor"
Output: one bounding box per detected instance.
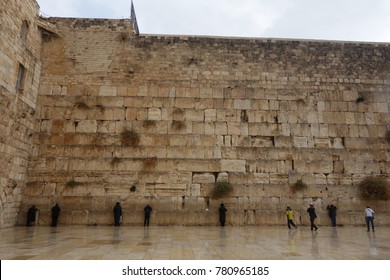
[0,225,389,260]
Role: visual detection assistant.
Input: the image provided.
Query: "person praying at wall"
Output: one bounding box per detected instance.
[26,205,38,227]
[144,204,152,227]
[219,203,227,227]
[327,204,337,227]
[51,203,61,227]
[113,202,122,227]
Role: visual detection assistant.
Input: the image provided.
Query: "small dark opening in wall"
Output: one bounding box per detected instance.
[16,63,26,92]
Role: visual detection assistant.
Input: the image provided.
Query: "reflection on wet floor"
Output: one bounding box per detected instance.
[0,226,389,260]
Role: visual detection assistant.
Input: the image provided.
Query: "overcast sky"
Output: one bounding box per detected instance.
[37,0,390,42]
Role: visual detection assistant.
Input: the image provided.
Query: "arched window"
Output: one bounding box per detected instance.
[20,20,29,42]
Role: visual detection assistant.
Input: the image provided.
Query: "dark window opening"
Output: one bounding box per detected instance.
[16,64,26,92]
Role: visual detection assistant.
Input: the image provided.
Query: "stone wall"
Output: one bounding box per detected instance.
[20,17,390,226]
[0,0,42,228]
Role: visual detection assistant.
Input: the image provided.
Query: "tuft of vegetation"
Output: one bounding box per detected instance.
[356,97,365,103]
[171,120,186,131]
[211,181,233,198]
[117,32,129,42]
[66,179,83,187]
[121,129,140,147]
[386,130,390,145]
[130,185,137,192]
[110,157,121,167]
[142,156,157,170]
[143,119,156,129]
[75,101,89,109]
[358,176,389,200]
[95,104,106,112]
[291,179,308,193]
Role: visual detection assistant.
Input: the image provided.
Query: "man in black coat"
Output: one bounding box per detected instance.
[307,203,318,231]
[113,202,122,226]
[26,205,38,227]
[327,204,337,227]
[51,203,61,227]
[218,203,227,227]
[144,204,152,227]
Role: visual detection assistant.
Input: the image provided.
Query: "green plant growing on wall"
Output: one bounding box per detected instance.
[75,101,89,109]
[143,119,156,129]
[386,130,390,144]
[142,156,157,170]
[358,176,389,200]
[211,181,233,198]
[110,157,121,167]
[291,179,308,193]
[95,104,106,112]
[171,120,186,131]
[66,178,83,187]
[121,129,140,146]
[117,32,129,42]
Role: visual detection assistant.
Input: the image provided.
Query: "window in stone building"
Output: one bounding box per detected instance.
[20,20,29,42]
[16,63,26,92]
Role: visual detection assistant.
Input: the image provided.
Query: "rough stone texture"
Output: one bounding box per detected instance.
[0,0,42,228]
[0,1,389,228]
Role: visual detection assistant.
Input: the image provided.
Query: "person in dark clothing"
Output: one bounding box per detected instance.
[144,204,152,227]
[327,204,337,227]
[26,205,38,227]
[51,203,61,227]
[218,203,227,227]
[113,202,122,226]
[307,203,318,231]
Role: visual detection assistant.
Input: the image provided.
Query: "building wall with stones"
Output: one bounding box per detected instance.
[0,0,42,228]
[11,15,390,226]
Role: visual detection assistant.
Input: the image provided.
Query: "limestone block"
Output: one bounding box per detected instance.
[253,173,270,184]
[220,160,246,172]
[217,172,229,182]
[233,99,251,110]
[269,174,288,184]
[228,122,248,135]
[376,103,389,113]
[99,86,117,96]
[274,136,292,148]
[293,137,308,148]
[186,109,204,122]
[147,108,161,120]
[188,184,201,197]
[314,138,330,148]
[205,109,216,122]
[342,90,359,102]
[192,173,215,184]
[331,138,344,149]
[75,120,97,133]
[205,123,215,135]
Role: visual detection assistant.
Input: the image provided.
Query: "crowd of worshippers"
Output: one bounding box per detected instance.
[25,202,377,231]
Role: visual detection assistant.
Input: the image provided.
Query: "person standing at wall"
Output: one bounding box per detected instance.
[113,202,122,226]
[286,205,297,229]
[307,203,318,231]
[26,205,38,227]
[365,206,375,232]
[327,204,337,227]
[51,203,61,227]
[144,204,152,227]
[218,203,227,227]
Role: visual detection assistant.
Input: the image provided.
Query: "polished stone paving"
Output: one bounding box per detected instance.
[0,225,389,260]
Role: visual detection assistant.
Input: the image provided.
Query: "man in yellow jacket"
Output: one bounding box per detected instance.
[286,205,297,229]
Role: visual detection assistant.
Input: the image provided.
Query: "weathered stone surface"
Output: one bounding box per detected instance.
[1,1,389,228]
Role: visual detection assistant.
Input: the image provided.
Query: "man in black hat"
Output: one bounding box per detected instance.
[113,202,122,226]
[307,203,318,231]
